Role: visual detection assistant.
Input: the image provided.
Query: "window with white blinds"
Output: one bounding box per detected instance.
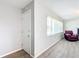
[47,16,63,36]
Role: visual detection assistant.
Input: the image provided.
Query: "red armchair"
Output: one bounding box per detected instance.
[64,31,78,41]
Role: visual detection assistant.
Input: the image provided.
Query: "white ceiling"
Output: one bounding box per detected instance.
[0,0,79,20]
[0,0,32,9]
[44,0,79,20]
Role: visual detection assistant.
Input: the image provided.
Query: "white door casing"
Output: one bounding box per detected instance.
[23,9,31,55]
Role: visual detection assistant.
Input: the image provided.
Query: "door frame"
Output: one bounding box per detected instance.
[22,1,34,57]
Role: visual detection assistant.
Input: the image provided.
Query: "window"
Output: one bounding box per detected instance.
[47,16,63,36]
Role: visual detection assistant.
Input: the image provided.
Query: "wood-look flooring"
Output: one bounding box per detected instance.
[38,39,79,58]
[3,50,32,58]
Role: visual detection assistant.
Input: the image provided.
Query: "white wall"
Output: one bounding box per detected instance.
[0,4,22,56]
[34,0,63,57]
[64,19,79,34]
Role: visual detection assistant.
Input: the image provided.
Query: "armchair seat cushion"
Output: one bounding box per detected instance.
[71,35,78,39]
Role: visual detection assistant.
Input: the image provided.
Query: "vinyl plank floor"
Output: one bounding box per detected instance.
[3,50,32,58]
[38,39,79,58]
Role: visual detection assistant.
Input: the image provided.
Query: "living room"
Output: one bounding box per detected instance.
[38,14,79,58]
[37,0,79,58]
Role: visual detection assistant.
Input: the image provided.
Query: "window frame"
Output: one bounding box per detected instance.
[47,16,63,36]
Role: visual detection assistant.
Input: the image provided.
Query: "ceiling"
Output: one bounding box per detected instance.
[44,0,79,20]
[0,0,32,9]
[0,0,79,20]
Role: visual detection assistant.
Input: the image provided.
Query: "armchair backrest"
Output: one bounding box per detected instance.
[65,31,73,35]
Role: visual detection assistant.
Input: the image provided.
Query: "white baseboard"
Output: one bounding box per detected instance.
[0,48,22,58]
[35,39,61,58]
